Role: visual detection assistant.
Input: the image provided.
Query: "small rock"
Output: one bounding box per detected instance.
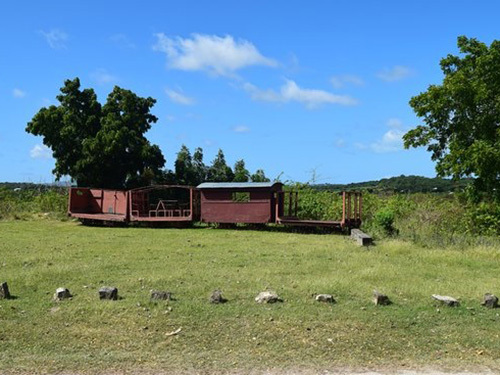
[0,282,11,299]
[209,289,227,304]
[53,287,72,301]
[99,286,118,300]
[150,290,172,301]
[432,294,459,307]
[373,290,391,306]
[315,294,335,303]
[481,293,499,309]
[255,291,282,304]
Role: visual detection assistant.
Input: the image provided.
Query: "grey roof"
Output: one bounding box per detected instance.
[197,182,282,189]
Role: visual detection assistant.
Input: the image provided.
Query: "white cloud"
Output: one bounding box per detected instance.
[244,80,358,109]
[109,33,135,49]
[30,144,51,159]
[165,88,195,105]
[39,29,68,49]
[330,74,364,89]
[370,118,405,153]
[233,125,250,133]
[387,118,403,128]
[371,129,405,153]
[377,65,412,82]
[13,88,26,98]
[153,33,277,77]
[90,69,118,85]
[333,138,346,148]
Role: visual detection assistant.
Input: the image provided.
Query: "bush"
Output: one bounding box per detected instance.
[0,187,68,221]
[374,208,396,236]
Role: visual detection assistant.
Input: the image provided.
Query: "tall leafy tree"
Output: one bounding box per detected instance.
[192,147,207,185]
[404,36,500,200]
[251,169,270,182]
[174,145,195,185]
[26,78,165,188]
[207,149,234,182]
[233,159,250,182]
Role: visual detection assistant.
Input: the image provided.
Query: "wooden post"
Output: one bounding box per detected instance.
[347,192,351,226]
[288,192,293,217]
[189,188,193,219]
[359,193,363,224]
[294,191,298,217]
[342,191,346,226]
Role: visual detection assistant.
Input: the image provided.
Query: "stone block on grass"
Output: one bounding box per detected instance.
[255,291,282,304]
[481,293,498,309]
[53,287,72,301]
[210,289,227,304]
[373,290,391,306]
[315,294,335,303]
[432,294,459,307]
[0,282,11,299]
[151,290,172,301]
[99,287,118,300]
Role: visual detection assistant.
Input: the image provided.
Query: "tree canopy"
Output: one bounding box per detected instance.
[207,149,234,182]
[233,159,250,182]
[26,78,165,189]
[403,36,500,200]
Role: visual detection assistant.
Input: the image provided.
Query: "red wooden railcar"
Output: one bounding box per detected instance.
[68,182,362,229]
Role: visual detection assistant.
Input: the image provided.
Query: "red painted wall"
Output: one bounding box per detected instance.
[69,188,127,215]
[200,188,275,224]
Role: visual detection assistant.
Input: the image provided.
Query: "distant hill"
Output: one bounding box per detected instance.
[1,176,472,194]
[312,175,472,193]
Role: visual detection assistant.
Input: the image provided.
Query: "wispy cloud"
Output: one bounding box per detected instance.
[165,88,195,105]
[233,125,250,133]
[30,144,51,159]
[109,33,136,49]
[39,29,68,49]
[13,88,26,98]
[370,118,405,153]
[371,128,405,153]
[244,80,358,109]
[153,33,277,77]
[354,118,406,153]
[90,69,118,85]
[333,138,346,148]
[377,65,412,82]
[330,74,364,89]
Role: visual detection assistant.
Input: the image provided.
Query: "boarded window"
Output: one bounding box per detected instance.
[232,192,250,202]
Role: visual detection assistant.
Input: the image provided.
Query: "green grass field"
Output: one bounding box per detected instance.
[0,220,499,374]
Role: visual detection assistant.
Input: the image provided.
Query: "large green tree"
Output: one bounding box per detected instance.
[26,78,165,188]
[251,169,270,182]
[207,149,234,182]
[404,36,500,200]
[233,159,250,182]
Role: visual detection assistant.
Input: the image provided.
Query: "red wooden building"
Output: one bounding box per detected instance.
[197,182,283,224]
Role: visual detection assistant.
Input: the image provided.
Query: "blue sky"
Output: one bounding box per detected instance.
[1,1,499,184]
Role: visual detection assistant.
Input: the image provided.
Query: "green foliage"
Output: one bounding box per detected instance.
[207,149,234,182]
[404,36,500,200]
[251,169,270,182]
[26,78,165,189]
[0,187,68,220]
[233,159,250,182]
[313,174,471,193]
[374,208,396,236]
[291,183,343,221]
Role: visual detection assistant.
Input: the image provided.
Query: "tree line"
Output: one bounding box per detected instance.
[159,145,269,186]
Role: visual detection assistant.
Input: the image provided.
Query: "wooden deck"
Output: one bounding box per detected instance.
[277,217,343,229]
[71,213,127,222]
